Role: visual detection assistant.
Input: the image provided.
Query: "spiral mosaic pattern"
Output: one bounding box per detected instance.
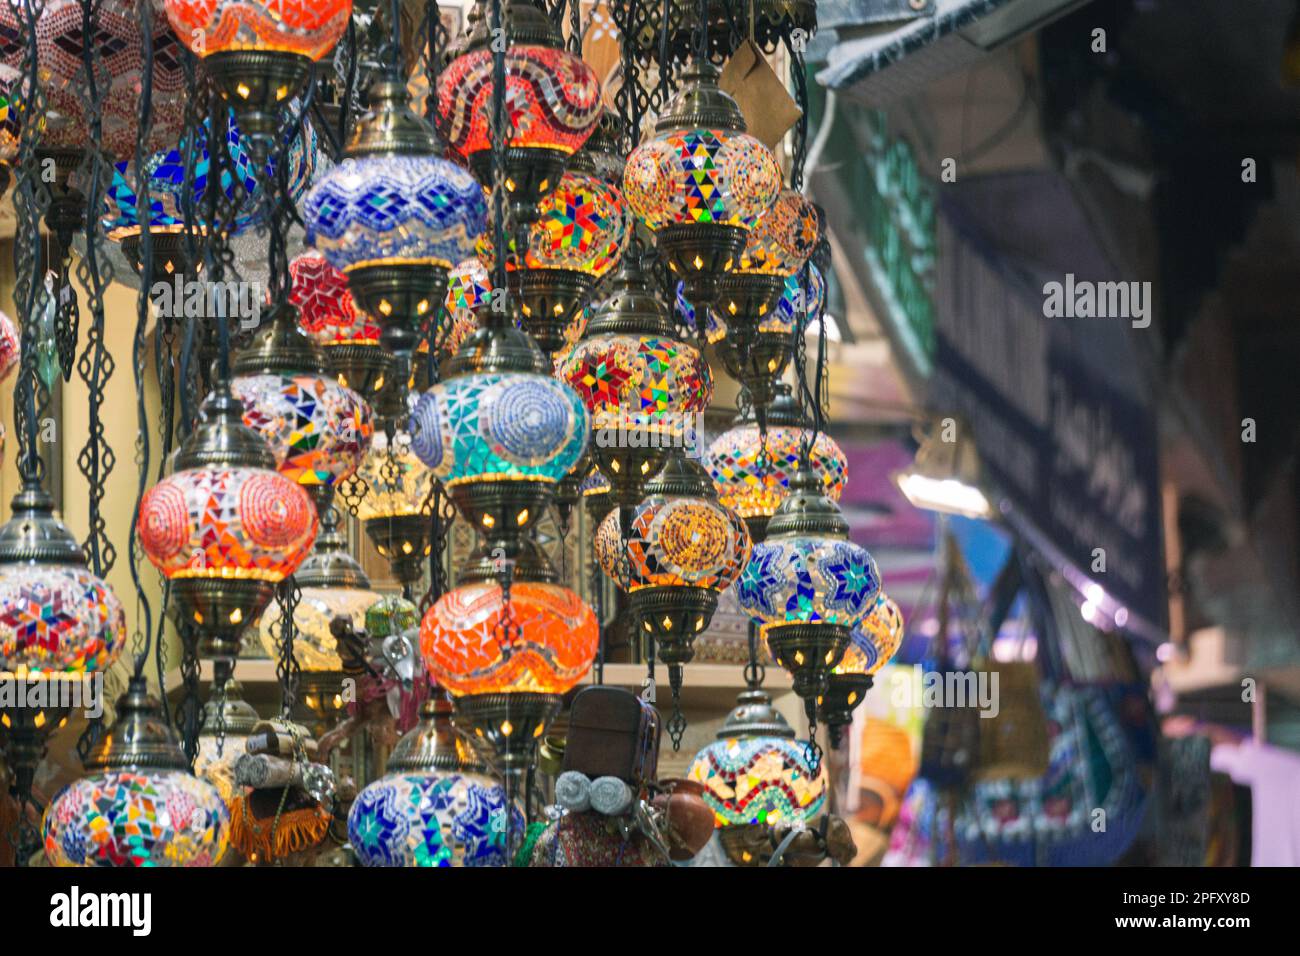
[349,771,521,867]
[737,535,880,628]
[438,45,601,157]
[233,372,373,487]
[304,154,487,273]
[165,0,351,61]
[139,467,317,582]
[597,495,751,591]
[420,582,597,696]
[291,251,379,346]
[0,565,126,674]
[687,736,828,828]
[412,372,589,485]
[0,1,185,160]
[706,424,847,520]
[44,770,228,867]
[839,593,905,677]
[625,128,781,230]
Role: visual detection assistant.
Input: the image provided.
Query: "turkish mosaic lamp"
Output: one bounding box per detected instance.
[820,592,906,746]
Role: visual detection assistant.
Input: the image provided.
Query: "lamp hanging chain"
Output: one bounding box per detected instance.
[420,0,449,124]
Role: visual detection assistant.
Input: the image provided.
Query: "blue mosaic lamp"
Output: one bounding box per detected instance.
[736,467,881,730]
[348,690,520,867]
[304,78,487,361]
[101,109,316,278]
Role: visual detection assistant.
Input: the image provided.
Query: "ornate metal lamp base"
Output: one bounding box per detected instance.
[820,673,873,749]
[325,342,393,400]
[591,442,670,508]
[0,674,90,797]
[631,585,718,750]
[714,271,787,328]
[453,691,562,773]
[516,268,595,354]
[122,231,196,279]
[171,577,276,664]
[719,329,794,410]
[765,622,851,703]
[347,262,450,360]
[658,222,747,306]
[468,146,569,228]
[37,147,85,248]
[744,514,771,544]
[447,477,553,560]
[204,49,313,145]
[363,513,432,589]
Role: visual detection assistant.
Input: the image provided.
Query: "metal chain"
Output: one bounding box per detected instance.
[276,578,303,719]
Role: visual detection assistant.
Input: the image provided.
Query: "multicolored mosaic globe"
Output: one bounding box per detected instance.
[0,565,126,674]
[0,1,186,160]
[304,154,487,273]
[523,170,631,276]
[732,189,820,276]
[596,496,751,592]
[687,735,828,827]
[838,593,905,677]
[702,262,827,342]
[624,127,781,230]
[706,425,847,520]
[419,582,598,696]
[437,44,601,158]
[440,258,492,354]
[410,373,590,486]
[349,770,521,867]
[43,770,229,867]
[138,467,318,582]
[557,332,713,437]
[291,251,379,346]
[737,535,881,629]
[232,372,374,488]
[164,0,352,61]
[257,584,383,672]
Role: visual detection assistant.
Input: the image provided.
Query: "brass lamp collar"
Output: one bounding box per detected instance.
[0,478,85,566]
[641,453,717,500]
[717,688,796,740]
[584,258,676,338]
[765,466,850,539]
[231,302,331,377]
[654,60,748,135]
[84,676,190,772]
[465,0,562,51]
[346,77,443,159]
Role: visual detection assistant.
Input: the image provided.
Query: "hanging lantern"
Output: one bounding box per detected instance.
[256,507,382,735]
[349,691,521,867]
[422,542,597,773]
[624,60,781,305]
[138,386,319,670]
[736,468,881,730]
[687,688,828,830]
[483,150,632,355]
[437,0,601,228]
[231,302,374,511]
[353,428,437,593]
[0,479,127,806]
[43,677,229,867]
[305,78,487,361]
[580,466,612,523]
[595,455,750,746]
[441,257,493,357]
[558,259,712,509]
[193,680,260,806]
[164,0,351,142]
[708,191,821,408]
[410,314,590,566]
[820,593,905,746]
[0,1,186,161]
[705,382,847,542]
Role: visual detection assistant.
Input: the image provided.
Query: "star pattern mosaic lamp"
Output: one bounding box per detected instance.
[705,382,847,542]
[557,259,711,509]
[138,386,318,667]
[624,60,781,305]
[304,78,487,361]
[687,689,828,839]
[349,693,521,867]
[437,0,601,227]
[43,677,229,867]
[165,0,351,142]
[821,593,905,746]
[736,468,881,728]
[353,429,437,592]
[595,455,750,745]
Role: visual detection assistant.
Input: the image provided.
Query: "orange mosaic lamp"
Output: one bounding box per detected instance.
[164,0,352,141]
[820,593,905,747]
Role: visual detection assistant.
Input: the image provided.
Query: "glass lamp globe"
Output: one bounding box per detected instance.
[165,0,351,141]
[441,257,493,357]
[304,78,487,360]
[353,428,437,591]
[820,593,904,748]
[623,60,781,305]
[736,469,881,724]
[437,0,601,226]
[138,387,318,665]
[0,1,186,161]
[193,680,260,806]
[349,692,521,867]
[595,455,750,744]
[705,382,847,542]
[43,677,229,867]
[686,688,828,831]
[557,259,711,509]
[231,303,375,506]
